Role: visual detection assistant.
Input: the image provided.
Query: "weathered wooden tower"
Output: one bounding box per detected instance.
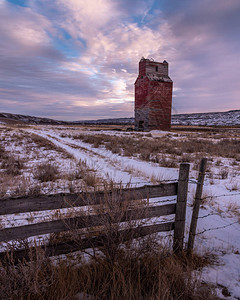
[135,58,173,131]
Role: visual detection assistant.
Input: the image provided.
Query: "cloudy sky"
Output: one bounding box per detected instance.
[0,0,239,120]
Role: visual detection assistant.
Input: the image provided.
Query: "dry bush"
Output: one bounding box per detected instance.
[226,202,239,218]
[219,168,229,179]
[67,169,84,181]
[83,173,99,187]
[230,182,240,191]
[67,161,88,181]
[140,148,152,161]
[34,163,59,182]
[160,157,178,168]
[0,142,24,176]
[67,160,101,187]
[1,154,24,176]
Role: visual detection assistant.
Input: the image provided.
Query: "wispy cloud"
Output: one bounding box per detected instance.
[0,0,239,120]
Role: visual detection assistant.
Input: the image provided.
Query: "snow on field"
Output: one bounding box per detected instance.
[27,128,179,185]
[0,124,239,298]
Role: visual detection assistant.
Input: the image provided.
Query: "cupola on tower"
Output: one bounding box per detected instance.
[135,58,173,131]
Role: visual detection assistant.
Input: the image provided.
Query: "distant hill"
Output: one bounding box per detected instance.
[171,110,240,126]
[0,112,65,125]
[0,110,239,127]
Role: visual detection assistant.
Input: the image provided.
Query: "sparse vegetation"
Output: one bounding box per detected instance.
[65,132,240,163]
[34,163,59,182]
[159,157,178,168]
[0,144,24,176]
[219,168,229,180]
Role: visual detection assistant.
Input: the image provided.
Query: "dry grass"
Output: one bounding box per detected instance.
[83,173,100,187]
[34,163,59,182]
[0,144,25,176]
[219,168,229,180]
[150,172,165,184]
[2,156,24,176]
[160,157,178,168]
[0,247,218,300]
[65,132,240,164]
[226,202,240,220]
[0,130,105,195]
[225,180,240,192]
[0,191,217,300]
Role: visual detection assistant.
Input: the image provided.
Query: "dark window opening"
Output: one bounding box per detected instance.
[138,120,144,131]
[156,66,158,72]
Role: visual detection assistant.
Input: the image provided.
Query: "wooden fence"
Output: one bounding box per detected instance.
[0,163,190,260]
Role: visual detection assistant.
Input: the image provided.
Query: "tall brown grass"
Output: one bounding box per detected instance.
[0,244,217,299]
[0,189,217,299]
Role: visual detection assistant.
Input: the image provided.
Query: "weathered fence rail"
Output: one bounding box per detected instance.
[0,203,176,243]
[0,182,178,215]
[0,163,190,260]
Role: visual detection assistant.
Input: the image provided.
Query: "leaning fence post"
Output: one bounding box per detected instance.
[187,158,207,255]
[173,163,190,254]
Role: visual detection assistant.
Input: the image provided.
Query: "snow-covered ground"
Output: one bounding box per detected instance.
[171,110,240,126]
[0,124,239,299]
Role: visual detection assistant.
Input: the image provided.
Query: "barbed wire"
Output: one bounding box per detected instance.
[201,192,240,200]
[102,179,178,185]
[85,178,202,188]
[195,221,239,235]
[197,212,220,219]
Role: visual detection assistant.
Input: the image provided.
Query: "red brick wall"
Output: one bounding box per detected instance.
[135,77,149,109]
[135,79,173,130]
[147,81,172,130]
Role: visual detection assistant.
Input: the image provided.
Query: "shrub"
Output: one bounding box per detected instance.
[2,156,24,176]
[83,173,99,187]
[219,168,228,180]
[159,157,178,168]
[140,148,151,161]
[34,163,59,182]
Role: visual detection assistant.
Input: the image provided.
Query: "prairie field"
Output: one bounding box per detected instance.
[0,123,239,299]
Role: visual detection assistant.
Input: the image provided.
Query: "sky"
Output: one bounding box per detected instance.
[0,0,239,120]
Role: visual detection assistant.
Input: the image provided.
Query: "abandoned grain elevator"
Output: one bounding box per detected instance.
[135,58,173,131]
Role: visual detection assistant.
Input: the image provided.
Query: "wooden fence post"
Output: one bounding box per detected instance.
[173,163,190,254]
[187,158,207,255]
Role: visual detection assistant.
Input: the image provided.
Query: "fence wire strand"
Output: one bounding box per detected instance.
[197,212,220,219]
[195,221,240,235]
[201,192,240,201]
